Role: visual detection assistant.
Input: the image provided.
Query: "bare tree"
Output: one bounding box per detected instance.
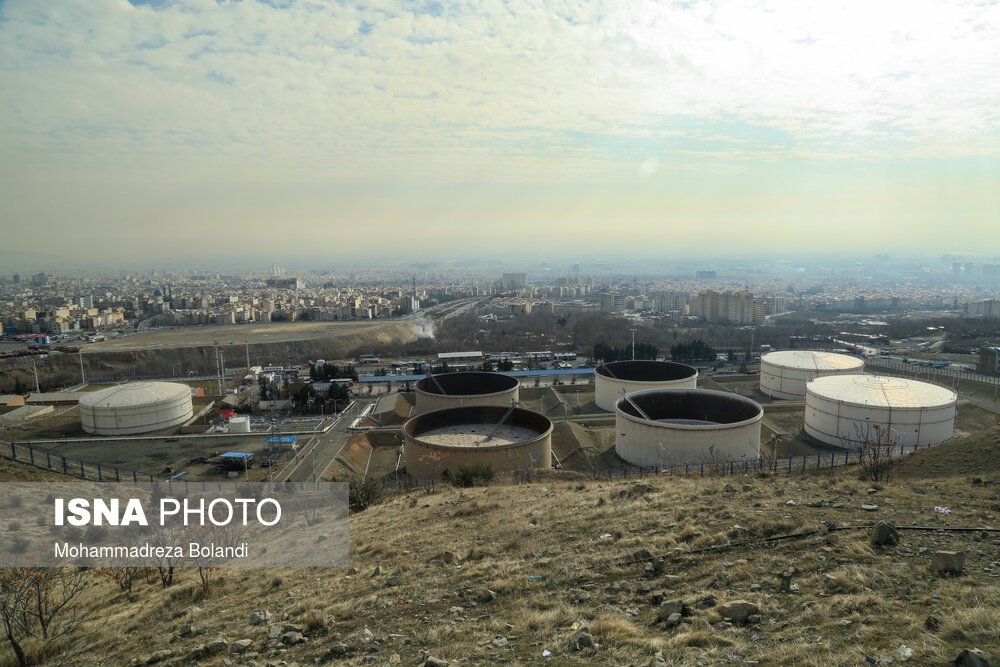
[851,422,898,483]
[0,567,89,667]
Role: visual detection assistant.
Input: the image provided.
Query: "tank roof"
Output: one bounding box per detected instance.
[806,375,957,408]
[762,350,863,370]
[79,381,191,408]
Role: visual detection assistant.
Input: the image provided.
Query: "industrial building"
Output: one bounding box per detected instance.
[803,375,957,449]
[614,389,763,466]
[403,405,552,480]
[414,372,520,414]
[79,381,194,436]
[978,346,1000,376]
[759,350,865,400]
[594,360,698,412]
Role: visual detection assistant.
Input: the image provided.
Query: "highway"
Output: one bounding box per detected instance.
[274,398,375,482]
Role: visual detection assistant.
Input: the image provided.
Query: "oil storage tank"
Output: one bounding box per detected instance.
[760,350,864,400]
[615,388,762,466]
[595,360,698,412]
[804,375,956,449]
[79,382,194,436]
[414,372,519,414]
[403,405,552,480]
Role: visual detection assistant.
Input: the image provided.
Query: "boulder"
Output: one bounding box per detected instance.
[663,612,682,629]
[189,638,227,660]
[267,625,283,640]
[282,631,305,645]
[657,600,684,621]
[249,610,271,625]
[327,642,349,656]
[953,649,990,667]
[719,600,759,625]
[230,639,253,654]
[932,551,966,576]
[424,658,450,667]
[870,521,899,547]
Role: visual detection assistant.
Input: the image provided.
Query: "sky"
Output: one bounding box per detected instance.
[1,0,999,269]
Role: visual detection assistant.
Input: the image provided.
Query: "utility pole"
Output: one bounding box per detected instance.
[630,328,638,361]
[79,351,86,385]
[32,359,40,393]
[214,344,222,396]
[245,340,251,369]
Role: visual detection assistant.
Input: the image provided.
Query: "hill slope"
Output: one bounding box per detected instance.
[2,458,996,666]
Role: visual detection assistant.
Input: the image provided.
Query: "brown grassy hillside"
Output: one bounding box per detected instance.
[1,432,998,666]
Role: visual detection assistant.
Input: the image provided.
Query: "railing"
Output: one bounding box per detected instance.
[3,440,157,483]
[2,439,933,487]
[588,443,934,480]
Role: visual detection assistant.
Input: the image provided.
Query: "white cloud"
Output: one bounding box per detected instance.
[0,0,997,183]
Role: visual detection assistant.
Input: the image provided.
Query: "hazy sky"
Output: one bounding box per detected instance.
[1,0,999,269]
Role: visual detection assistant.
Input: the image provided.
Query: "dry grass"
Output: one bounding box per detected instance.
[1,450,999,665]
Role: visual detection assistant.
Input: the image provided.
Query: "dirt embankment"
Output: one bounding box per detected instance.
[0,322,419,393]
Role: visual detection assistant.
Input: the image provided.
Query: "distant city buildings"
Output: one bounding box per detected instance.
[970,299,1000,319]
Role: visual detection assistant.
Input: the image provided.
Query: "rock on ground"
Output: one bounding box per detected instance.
[931,551,966,576]
[719,600,759,625]
[953,648,990,666]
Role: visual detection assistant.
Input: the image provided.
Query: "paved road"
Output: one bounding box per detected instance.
[277,399,375,482]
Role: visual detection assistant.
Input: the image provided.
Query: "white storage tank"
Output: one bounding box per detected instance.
[228,416,251,433]
[615,388,762,467]
[415,372,519,414]
[595,360,698,412]
[804,375,957,449]
[79,382,194,436]
[760,350,864,400]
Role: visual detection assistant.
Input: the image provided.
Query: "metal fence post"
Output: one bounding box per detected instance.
[10,442,17,460]
[80,460,85,477]
[46,452,52,470]
[29,447,34,465]
[133,471,138,483]
[115,468,120,482]
[97,464,102,482]
[62,457,68,475]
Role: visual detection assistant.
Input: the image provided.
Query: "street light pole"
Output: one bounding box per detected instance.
[630,328,638,361]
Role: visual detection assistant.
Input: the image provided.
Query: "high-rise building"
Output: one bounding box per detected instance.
[502,272,527,291]
[691,290,759,324]
[599,291,625,313]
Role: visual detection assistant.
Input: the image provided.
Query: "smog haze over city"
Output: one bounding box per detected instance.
[2,0,999,272]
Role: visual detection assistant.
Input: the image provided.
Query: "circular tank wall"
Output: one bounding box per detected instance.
[804,375,956,449]
[79,381,194,436]
[403,405,552,480]
[759,350,864,400]
[414,372,519,414]
[595,360,699,412]
[615,388,762,466]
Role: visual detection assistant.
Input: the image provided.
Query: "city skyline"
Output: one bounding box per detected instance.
[2,0,999,266]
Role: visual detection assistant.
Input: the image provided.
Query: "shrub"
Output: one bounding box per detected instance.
[349,476,383,512]
[453,463,495,488]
